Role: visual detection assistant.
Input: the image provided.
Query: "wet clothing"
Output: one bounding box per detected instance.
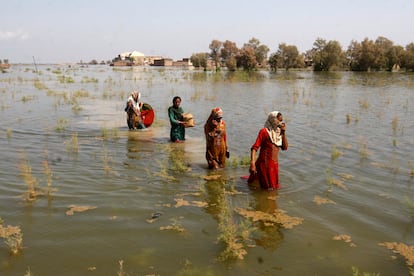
[125,92,145,129]
[127,96,138,111]
[168,105,185,142]
[204,108,227,169]
[248,128,287,189]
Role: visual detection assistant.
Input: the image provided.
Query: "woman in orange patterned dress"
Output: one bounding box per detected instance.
[204,107,228,169]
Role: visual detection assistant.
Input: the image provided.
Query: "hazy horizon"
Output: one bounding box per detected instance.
[2,0,413,64]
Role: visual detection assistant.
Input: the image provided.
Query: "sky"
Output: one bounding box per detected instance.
[1,0,413,64]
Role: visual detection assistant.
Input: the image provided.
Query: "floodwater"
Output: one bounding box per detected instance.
[0,65,413,275]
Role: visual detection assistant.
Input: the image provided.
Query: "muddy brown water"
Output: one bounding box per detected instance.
[0,65,413,275]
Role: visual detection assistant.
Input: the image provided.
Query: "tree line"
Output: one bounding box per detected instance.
[190,37,414,72]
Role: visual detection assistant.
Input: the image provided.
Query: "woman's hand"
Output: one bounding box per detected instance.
[213,118,222,126]
[279,122,286,134]
[249,163,257,175]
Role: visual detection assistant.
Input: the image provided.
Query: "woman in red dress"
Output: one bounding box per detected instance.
[248,111,288,190]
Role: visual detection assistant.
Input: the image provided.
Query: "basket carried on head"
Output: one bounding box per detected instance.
[182,113,195,128]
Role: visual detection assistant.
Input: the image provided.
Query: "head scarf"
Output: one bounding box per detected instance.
[212,107,223,119]
[205,107,224,133]
[131,91,141,102]
[264,111,282,146]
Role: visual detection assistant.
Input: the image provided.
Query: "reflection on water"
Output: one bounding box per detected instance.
[250,190,284,250]
[0,65,413,275]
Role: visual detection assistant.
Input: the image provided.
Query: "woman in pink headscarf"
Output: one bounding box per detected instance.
[248,111,288,190]
[204,107,228,169]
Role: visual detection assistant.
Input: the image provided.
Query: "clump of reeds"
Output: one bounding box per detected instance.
[100,127,119,140]
[358,139,370,160]
[55,118,68,132]
[405,197,414,221]
[117,259,124,276]
[57,75,74,83]
[346,113,351,124]
[358,98,370,109]
[216,196,248,261]
[24,267,33,276]
[21,95,35,102]
[160,218,186,232]
[33,78,48,90]
[81,76,98,83]
[42,159,53,195]
[331,145,343,161]
[378,242,414,273]
[392,116,398,133]
[325,168,334,192]
[71,103,82,114]
[102,147,113,174]
[66,132,79,153]
[72,89,89,98]
[166,146,190,172]
[292,89,299,104]
[18,157,39,202]
[229,155,250,168]
[0,218,23,255]
[351,266,380,276]
[6,128,11,139]
[230,157,239,168]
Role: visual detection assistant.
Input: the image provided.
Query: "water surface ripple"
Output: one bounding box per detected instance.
[0,66,413,275]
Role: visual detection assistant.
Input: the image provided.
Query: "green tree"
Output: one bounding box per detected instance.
[347,38,377,71]
[237,46,257,71]
[372,37,405,71]
[402,43,414,71]
[312,38,344,71]
[346,40,362,70]
[209,39,222,71]
[274,43,300,71]
[190,53,209,70]
[244,37,269,67]
[374,36,394,70]
[221,40,239,71]
[385,45,404,71]
[268,53,278,71]
[359,38,378,71]
[347,37,402,71]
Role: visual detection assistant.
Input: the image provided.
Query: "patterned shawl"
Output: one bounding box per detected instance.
[264,111,282,146]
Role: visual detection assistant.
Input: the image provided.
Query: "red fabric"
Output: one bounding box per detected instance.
[140,109,154,127]
[248,128,281,190]
[140,103,155,127]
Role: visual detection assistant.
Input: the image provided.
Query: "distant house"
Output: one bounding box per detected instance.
[110,50,145,66]
[172,58,193,67]
[110,51,192,67]
[152,58,174,66]
[145,56,163,65]
[0,59,11,70]
[129,51,145,65]
[110,59,133,66]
